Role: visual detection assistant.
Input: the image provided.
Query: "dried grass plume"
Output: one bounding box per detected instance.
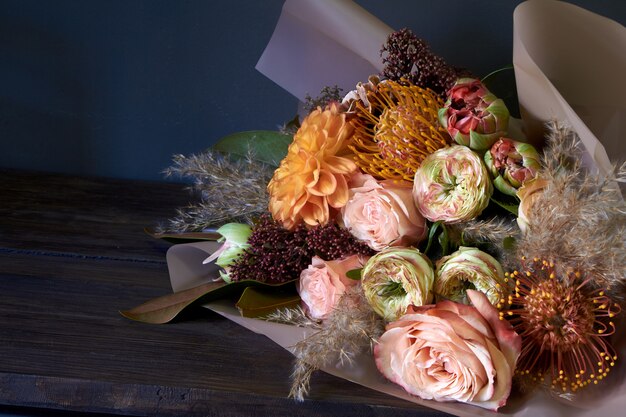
[161,150,275,232]
[512,121,625,296]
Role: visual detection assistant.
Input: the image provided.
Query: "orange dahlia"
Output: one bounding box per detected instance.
[349,79,451,182]
[268,102,358,230]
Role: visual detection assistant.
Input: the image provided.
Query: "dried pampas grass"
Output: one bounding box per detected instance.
[160,150,275,232]
[512,121,625,296]
[279,287,384,401]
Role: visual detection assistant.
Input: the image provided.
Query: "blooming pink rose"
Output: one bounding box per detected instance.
[341,172,427,251]
[298,255,366,320]
[374,290,521,411]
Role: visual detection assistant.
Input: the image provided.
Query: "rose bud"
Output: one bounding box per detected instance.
[413,145,493,224]
[374,290,521,411]
[438,78,509,150]
[361,247,434,321]
[434,246,508,308]
[202,223,252,282]
[298,255,366,320]
[516,177,550,234]
[341,172,427,251]
[484,138,540,196]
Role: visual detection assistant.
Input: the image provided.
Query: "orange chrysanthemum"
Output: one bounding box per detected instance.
[268,102,358,230]
[349,79,451,181]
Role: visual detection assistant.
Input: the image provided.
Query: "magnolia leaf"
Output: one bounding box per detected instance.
[144,227,221,243]
[346,268,362,280]
[212,130,292,167]
[120,279,297,324]
[236,287,301,318]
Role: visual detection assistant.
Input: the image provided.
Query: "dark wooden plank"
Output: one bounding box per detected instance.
[0,374,448,417]
[0,169,189,261]
[0,255,444,416]
[0,170,451,416]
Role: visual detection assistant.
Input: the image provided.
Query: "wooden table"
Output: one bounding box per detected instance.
[0,169,449,417]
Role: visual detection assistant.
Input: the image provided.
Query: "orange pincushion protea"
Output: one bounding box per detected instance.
[268,102,358,230]
[350,79,451,181]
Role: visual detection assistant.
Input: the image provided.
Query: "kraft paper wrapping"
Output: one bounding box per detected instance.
[256,0,392,102]
[165,1,626,415]
[168,241,626,417]
[513,0,626,176]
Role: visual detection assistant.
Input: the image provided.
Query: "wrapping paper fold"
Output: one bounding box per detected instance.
[256,0,392,102]
[513,0,626,176]
[166,0,626,415]
[168,241,626,417]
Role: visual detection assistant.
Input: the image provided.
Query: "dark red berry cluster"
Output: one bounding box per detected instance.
[306,222,374,261]
[380,28,471,97]
[228,215,374,283]
[228,214,312,284]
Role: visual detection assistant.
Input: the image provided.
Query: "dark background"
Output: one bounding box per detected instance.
[1,0,624,182]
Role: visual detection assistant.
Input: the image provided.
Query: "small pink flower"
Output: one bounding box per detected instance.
[374,290,521,411]
[341,172,427,251]
[298,255,366,320]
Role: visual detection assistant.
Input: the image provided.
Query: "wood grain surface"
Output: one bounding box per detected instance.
[0,169,449,417]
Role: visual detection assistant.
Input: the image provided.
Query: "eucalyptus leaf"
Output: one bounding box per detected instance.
[120,279,297,324]
[212,130,292,167]
[235,287,301,318]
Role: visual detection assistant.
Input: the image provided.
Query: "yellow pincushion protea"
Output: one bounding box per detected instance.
[268,102,358,230]
[349,79,451,182]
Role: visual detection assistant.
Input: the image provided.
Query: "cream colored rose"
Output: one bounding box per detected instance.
[342,172,427,251]
[516,177,550,234]
[361,247,434,321]
[374,290,521,411]
[435,246,507,307]
[297,255,365,320]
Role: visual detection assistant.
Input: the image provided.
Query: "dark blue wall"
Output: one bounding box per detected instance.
[1,0,624,181]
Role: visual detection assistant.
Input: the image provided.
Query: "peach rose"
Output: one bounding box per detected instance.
[516,177,549,234]
[298,255,366,320]
[374,290,521,411]
[341,172,427,251]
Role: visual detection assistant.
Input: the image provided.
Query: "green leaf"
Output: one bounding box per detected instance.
[346,268,362,280]
[438,223,451,256]
[424,221,443,255]
[120,279,297,324]
[503,236,517,250]
[236,287,301,318]
[212,130,292,167]
[490,196,519,216]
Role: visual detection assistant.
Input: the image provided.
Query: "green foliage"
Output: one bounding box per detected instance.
[212,130,292,167]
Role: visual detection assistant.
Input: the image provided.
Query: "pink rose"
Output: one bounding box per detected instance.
[298,255,366,320]
[341,172,427,251]
[374,290,521,411]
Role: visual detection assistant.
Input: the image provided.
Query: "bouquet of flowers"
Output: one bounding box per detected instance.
[123,1,626,415]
